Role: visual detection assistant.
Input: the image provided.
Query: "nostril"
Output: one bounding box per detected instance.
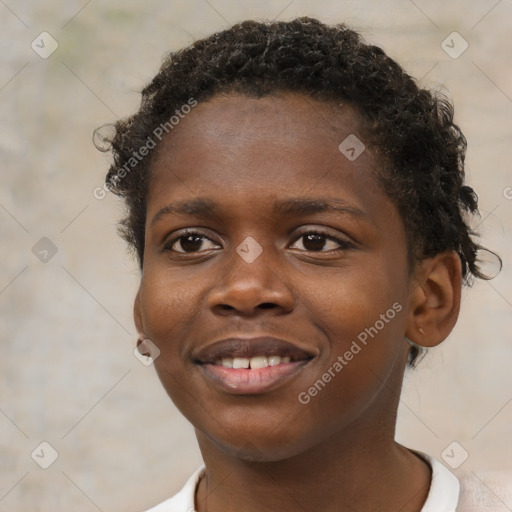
[259,303,277,309]
[213,302,280,314]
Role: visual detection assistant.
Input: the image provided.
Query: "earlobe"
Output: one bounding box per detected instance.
[406,251,462,348]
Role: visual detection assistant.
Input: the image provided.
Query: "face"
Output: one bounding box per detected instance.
[135,92,414,461]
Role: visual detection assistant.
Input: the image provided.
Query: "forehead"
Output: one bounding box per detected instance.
[155,92,364,159]
[148,92,380,203]
[178,91,358,134]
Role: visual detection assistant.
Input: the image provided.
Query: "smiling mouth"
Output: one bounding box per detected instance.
[194,337,315,394]
[212,354,293,369]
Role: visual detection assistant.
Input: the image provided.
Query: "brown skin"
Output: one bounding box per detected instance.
[134,92,462,511]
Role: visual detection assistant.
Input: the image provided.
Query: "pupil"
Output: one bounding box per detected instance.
[304,234,325,251]
[181,235,203,252]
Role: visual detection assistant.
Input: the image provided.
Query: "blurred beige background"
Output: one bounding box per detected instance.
[1,1,511,510]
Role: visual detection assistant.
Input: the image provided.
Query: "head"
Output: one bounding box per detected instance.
[97,18,499,461]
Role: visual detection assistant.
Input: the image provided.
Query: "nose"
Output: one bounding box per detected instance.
[207,242,295,317]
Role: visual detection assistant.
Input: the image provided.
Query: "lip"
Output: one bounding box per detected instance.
[194,336,315,363]
[194,336,316,395]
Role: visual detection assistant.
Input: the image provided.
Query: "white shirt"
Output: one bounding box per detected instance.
[143,451,460,512]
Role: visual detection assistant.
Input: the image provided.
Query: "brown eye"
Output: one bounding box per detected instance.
[290,231,351,252]
[302,233,328,251]
[165,232,219,253]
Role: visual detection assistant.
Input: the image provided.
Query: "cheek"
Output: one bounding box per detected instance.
[138,272,199,358]
[138,272,208,416]
[300,263,408,408]
[311,257,407,348]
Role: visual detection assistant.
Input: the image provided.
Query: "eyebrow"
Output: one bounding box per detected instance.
[150,196,368,227]
[274,197,367,219]
[151,198,220,227]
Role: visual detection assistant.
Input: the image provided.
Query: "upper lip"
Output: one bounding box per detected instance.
[193,336,316,364]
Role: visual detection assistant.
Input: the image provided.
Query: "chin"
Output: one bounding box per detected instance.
[201,425,317,463]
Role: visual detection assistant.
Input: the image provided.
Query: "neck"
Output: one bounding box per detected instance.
[195,420,431,512]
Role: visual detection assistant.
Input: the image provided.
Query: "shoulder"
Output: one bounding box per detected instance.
[142,467,205,512]
[412,449,512,512]
[138,461,512,512]
[457,470,512,512]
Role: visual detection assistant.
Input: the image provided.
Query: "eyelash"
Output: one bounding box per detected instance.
[162,229,354,255]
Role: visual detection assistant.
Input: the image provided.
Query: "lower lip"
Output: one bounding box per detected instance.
[198,360,311,394]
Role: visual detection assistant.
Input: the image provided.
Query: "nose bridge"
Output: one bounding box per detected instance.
[208,234,294,313]
[226,234,276,290]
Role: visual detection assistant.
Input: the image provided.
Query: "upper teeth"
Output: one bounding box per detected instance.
[217,355,291,369]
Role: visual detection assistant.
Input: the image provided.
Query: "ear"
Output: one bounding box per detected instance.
[406,251,462,347]
[134,288,145,341]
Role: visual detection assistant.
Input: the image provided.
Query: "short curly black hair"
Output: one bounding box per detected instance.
[96,17,500,366]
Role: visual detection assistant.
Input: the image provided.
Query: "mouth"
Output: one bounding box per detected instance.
[193,336,315,394]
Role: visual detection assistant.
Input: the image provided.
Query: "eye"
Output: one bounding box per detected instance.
[163,231,220,253]
[289,230,352,253]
